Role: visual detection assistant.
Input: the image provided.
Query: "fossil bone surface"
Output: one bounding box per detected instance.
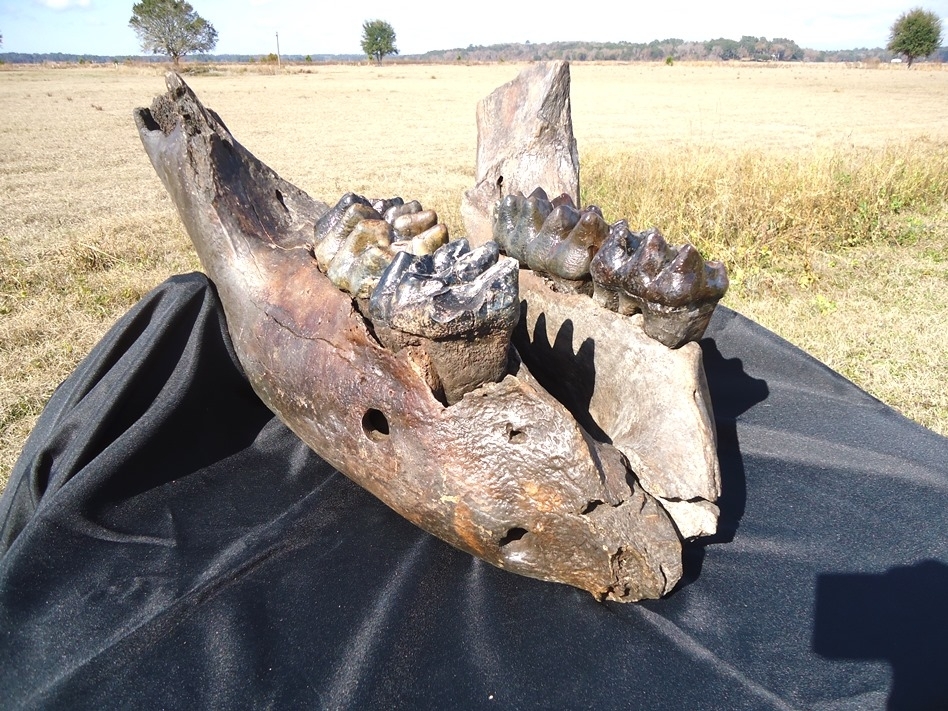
[135,73,690,602]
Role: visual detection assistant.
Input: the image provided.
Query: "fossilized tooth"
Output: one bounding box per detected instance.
[391,209,438,239]
[372,196,404,215]
[325,218,395,299]
[384,199,421,222]
[368,240,519,405]
[135,72,683,602]
[314,201,382,271]
[313,193,449,300]
[492,187,553,262]
[590,227,729,348]
[493,189,608,292]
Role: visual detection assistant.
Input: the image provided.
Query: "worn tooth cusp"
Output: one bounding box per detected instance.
[312,193,450,300]
[492,188,608,293]
[590,227,728,348]
[369,239,519,405]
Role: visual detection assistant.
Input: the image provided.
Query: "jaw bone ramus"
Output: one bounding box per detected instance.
[133,72,722,602]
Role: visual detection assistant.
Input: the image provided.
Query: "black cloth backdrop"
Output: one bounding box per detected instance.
[1,273,946,710]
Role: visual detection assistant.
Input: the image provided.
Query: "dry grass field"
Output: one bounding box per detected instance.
[2,61,947,489]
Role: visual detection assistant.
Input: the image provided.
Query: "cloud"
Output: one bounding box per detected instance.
[33,0,92,9]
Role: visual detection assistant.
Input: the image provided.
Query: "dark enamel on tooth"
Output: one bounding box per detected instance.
[492,185,728,348]
[590,227,729,348]
[311,193,449,300]
[369,239,520,404]
[492,187,553,265]
[491,188,608,293]
[313,201,382,272]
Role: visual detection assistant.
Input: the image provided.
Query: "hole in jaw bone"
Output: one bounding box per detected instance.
[361,408,390,442]
[506,423,527,444]
[498,527,528,546]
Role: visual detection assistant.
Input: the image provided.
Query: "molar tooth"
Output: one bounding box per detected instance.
[391,209,439,239]
[384,199,422,222]
[549,208,610,283]
[590,226,728,348]
[313,201,381,271]
[325,218,395,298]
[369,239,519,405]
[523,203,580,275]
[371,196,404,215]
[492,191,554,264]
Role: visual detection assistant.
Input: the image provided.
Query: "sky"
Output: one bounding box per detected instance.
[1,0,946,56]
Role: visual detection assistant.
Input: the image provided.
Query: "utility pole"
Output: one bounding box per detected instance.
[276,31,282,69]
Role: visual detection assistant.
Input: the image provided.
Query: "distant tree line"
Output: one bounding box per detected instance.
[0,52,363,64]
[3,37,946,66]
[421,37,945,64]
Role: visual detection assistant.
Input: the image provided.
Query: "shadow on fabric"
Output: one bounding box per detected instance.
[677,339,770,588]
[813,560,948,710]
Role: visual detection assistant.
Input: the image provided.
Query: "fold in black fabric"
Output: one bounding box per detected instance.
[1,273,946,710]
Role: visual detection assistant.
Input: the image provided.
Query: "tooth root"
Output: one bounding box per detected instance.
[369,239,519,405]
[314,202,381,271]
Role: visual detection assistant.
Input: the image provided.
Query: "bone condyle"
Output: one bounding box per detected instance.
[134,66,726,602]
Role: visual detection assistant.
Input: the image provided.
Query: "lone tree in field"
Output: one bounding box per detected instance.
[129,0,218,68]
[887,7,943,67]
[361,20,398,65]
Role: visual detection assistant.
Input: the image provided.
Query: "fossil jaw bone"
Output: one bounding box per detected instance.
[134,72,685,602]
